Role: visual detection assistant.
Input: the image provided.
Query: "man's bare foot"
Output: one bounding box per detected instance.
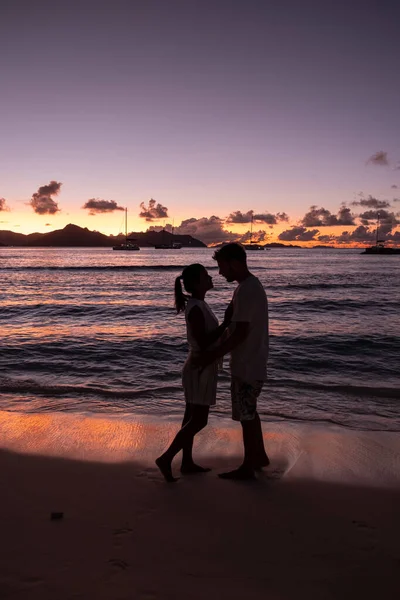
[155,456,179,483]
[254,455,270,471]
[218,466,256,480]
[180,463,211,475]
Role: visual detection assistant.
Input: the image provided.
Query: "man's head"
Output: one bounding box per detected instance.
[212,243,248,282]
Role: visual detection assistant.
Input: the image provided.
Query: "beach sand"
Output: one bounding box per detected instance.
[1,410,399,599]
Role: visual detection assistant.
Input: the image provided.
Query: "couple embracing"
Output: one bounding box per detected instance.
[156,243,270,482]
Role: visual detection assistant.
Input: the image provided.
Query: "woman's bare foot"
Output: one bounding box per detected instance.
[155,456,179,483]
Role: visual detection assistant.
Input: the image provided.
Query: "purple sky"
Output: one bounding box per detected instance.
[1,0,399,241]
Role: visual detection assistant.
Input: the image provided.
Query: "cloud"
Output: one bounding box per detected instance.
[387,231,400,242]
[352,195,391,209]
[367,151,389,166]
[301,205,356,226]
[278,226,319,241]
[82,198,125,215]
[317,235,334,243]
[29,181,62,215]
[45,223,51,226]
[335,225,376,244]
[358,208,399,223]
[226,210,253,224]
[0,198,10,212]
[239,229,270,243]
[391,185,398,189]
[225,210,289,224]
[139,198,169,221]
[175,216,232,245]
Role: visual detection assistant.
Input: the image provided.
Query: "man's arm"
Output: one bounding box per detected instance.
[194,321,250,366]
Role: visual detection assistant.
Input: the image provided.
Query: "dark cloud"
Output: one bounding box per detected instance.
[317,234,334,243]
[278,226,319,241]
[387,231,400,242]
[276,212,289,222]
[225,210,253,224]
[139,198,169,221]
[358,208,399,224]
[301,205,356,226]
[239,229,270,243]
[82,198,125,215]
[394,198,400,203]
[367,151,389,166]
[335,225,376,244]
[391,185,398,189]
[352,195,391,209]
[29,181,62,215]
[45,223,51,226]
[175,216,232,245]
[226,210,289,224]
[0,198,10,211]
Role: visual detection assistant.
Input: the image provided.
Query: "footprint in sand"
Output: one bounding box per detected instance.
[352,519,376,530]
[352,520,377,552]
[113,526,133,536]
[108,558,129,570]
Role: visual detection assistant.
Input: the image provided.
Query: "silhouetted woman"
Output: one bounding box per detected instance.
[156,263,231,482]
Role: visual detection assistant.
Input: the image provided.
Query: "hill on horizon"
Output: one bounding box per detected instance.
[0,224,206,248]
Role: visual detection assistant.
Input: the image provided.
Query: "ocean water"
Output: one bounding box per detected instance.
[1,247,399,431]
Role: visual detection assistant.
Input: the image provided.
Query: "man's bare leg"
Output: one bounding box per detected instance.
[252,412,270,469]
[218,419,257,480]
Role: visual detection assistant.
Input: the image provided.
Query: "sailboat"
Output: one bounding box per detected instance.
[362,213,400,254]
[113,208,140,251]
[243,215,268,251]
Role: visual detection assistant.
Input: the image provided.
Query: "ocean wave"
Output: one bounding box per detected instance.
[272,298,400,311]
[285,282,375,290]
[268,377,400,400]
[0,374,397,402]
[0,265,219,272]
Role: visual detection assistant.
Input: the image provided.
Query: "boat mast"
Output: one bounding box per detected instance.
[376,212,380,247]
[250,214,253,243]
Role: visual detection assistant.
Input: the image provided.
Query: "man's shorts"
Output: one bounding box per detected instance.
[231,377,264,422]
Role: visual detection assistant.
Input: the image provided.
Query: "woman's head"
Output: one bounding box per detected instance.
[174,263,213,313]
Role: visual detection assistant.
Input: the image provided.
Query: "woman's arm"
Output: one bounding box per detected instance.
[188,305,230,351]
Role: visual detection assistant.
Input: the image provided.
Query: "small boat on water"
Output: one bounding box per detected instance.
[361,214,400,254]
[113,208,140,251]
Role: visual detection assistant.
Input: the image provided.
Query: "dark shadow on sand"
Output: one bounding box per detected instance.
[0,448,399,600]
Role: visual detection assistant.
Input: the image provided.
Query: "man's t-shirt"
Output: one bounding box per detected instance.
[229,275,269,382]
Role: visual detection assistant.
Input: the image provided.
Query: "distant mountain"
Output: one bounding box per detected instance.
[0,224,206,248]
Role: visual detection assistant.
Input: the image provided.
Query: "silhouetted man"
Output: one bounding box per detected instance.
[199,242,270,479]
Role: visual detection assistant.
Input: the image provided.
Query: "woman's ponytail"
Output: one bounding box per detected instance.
[174,276,187,314]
